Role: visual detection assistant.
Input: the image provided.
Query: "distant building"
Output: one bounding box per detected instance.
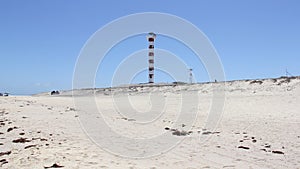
[50,91,60,95]
[0,93,9,97]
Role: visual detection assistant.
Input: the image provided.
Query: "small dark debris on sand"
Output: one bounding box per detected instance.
[24,145,37,149]
[238,146,250,150]
[172,130,186,136]
[172,130,192,136]
[202,131,212,135]
[0,159,7,162]
[202,131,220,135]
[250,80,263,85]
[19,132,25,135]
[66,107,76,111]
[264,144,271,148]
[7,128,13,132]
[12,138,31,143]
[0,151,11,156]
[44,163,64,168]
[121,117,135,121]
[0,159,8,166]
[164,127,170,130]
[277,77,294,85]
[32,137,48,141]
[272,150,284,155]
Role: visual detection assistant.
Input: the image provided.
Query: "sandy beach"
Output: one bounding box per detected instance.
[0,77,300,169]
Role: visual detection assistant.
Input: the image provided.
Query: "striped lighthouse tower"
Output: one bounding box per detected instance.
[147,32,156,83]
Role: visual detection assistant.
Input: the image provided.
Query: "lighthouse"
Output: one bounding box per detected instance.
[147,32,156,83]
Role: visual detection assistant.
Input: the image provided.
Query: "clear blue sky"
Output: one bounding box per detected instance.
[0,0,299,95]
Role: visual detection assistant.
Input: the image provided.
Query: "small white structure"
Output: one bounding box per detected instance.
[189,68,193,84]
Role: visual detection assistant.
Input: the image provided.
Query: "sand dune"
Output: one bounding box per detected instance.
[1,76,300,168]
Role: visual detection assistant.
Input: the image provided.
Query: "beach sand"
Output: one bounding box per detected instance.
[0,77,299,168]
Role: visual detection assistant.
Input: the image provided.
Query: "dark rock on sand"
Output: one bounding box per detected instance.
[172,130,191,136]
[44,163,64,168]
[24,145,37,149]
[272,150,284,155]
[202,131,212,135]
[7,128,13,132]
[0,159,8,166]
[250,80,263,85]
[32,137,48,141]
[0,151,11,156]
[12,138,31,143]
[238,146,250,150]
